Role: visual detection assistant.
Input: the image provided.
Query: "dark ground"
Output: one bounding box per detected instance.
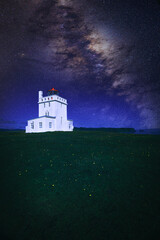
[0,130,160,240]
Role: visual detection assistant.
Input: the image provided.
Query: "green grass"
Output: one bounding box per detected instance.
[0,131,160,240]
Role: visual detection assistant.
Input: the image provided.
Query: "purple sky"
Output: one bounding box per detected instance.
[0,0,160,129]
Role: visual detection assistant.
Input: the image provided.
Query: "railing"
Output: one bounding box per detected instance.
[39,95,67,103]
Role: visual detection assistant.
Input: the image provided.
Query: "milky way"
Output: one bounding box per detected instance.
[1,0,160,128]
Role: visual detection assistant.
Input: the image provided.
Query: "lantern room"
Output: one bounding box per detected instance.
[48,88,59,96]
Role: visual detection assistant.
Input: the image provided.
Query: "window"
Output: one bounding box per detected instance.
[49,102,50,107]
[31,121,34,129]
[39,122,42,128]
[51,97,53,100]
[45,111,49,116]
[49,122,52,128]
[44,103,45,108]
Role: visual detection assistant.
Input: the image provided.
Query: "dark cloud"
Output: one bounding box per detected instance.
[0,119,17,124]
[0,119,25,129]
[25,1,134,88]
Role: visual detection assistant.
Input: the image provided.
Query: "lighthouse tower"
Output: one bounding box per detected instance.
[25,88,74,133]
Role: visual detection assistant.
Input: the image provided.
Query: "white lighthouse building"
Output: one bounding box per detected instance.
[25,88,74,133]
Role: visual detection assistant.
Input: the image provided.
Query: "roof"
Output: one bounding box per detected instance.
[48,88,58,92]
[28,116,56,121]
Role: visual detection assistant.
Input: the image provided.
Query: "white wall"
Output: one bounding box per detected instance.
[26,117,74,133]
[52,101,68,130]
[38,94,67,118]
[26,117,56,133]
[26,91,74,133]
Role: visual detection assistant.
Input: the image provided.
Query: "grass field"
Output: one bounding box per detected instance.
[0,130,160,240]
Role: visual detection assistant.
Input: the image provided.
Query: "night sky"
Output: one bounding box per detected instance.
[0,0,160,129]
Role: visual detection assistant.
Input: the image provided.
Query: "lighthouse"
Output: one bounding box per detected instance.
[25,88,74,133]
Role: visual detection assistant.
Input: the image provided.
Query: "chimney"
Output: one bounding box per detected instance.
[38,91,43,101]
